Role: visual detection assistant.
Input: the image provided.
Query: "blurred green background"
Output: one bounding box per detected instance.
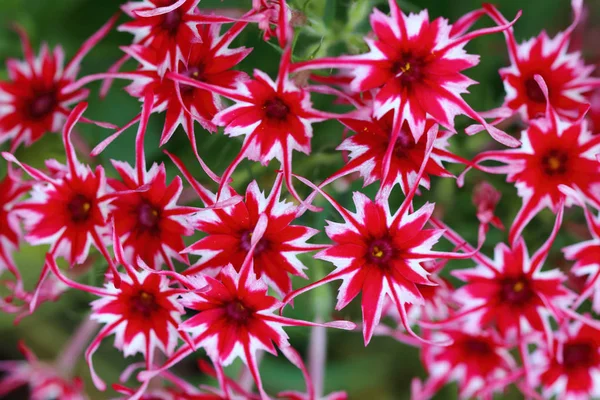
[0,0,598,399]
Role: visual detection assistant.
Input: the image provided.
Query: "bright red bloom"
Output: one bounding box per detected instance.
[109,161,195,270]
[464,84,600,245]
[325,111,470,192]
[3,104,120,294]
[46,232,186,393]
[184,174,325,297]
[290,0,521,148]
[140,262,354,400]
[588,87,600,132]
[119,0,235,72]
[0,19,117,151]
[484,0,600,122]
[429,207,573,344]
[531,320,600,399]
[283,136,474,345]
[413,329,517,399]
[0,341,87,400]
[168,49,340,206]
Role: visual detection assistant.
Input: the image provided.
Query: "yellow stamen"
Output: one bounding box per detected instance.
[400,62,411,73]
[547,156,561,171]
[513,281,525,292]
[372,246,384,258]
[82,202,91,212]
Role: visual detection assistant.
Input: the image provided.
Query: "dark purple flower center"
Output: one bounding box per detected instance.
[524,77,546,103]
[162,10,182,35]
[67,194,92,223]
[28,91,57,119]
[463,338,493,355]
[499,277,534,305]
[178,65,204,94]
[225,300,252,323]
[541,149,568,176]
[264,97,290,120]
[393,52,427,84]
[392,124,416,158]
[562,342,594,369]
[137,202,160,230]
[130,290,158,318]
[366,238,394,265]
[239,230,268,254]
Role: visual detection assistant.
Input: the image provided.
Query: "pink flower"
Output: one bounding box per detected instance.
[428,206,573,345]
[0,19,117,150]
[46,231,186,394]
[283,132,475,345]
[140,260,354,400]
[413,329,517,399]
[290,0,521,148]
[325,110,470,192]
[472,181,504,231]
[184,174,325,297]
[0,341,87,400]
[167,48,342,206]
[463,79,600,244]
[531,319,600,399]
[484,0,600,122]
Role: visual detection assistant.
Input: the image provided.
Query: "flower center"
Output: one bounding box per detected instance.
[161,10,182,35]
[239,230,267,254]
[366,238,394,265]
[67,194,92,223]
[137,202,160,230]
[463,338,493,355]
[225,300,252,323]
[562,342,594,369]
[393,52,426,84]
[178,66,204,94]
[499,277,533,305]
[541,149,568,176]
[263,97,290,120]
[392,123,416,158]
[28,91,57,119]
[130,291,158,317]
[524,77,546,103]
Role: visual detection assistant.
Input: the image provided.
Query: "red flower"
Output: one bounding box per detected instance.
[3,103,121,299]
[0,18,117,151]
[531,320,600,399]
[324,110,470,192]
[167,48,341,206]
[463,79,600,244]
[428,206,573,345]
[119,0,235,72]
[413,329,517,399]
[46,231,186,394]
[283,133,475,344]
[290,0,521,148]
[184,174,326,297]
[483,0,600,122]
[139,260,354,400]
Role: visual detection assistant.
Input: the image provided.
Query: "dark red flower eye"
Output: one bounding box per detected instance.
[263,97,290,120]
[67,194,92,223]
[27,91,57,119]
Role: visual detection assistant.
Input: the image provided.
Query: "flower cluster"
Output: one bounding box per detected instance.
[1,0,600,399]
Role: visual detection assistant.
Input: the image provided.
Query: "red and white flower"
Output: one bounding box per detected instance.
[462,78,600,244]
[283,130,476,344]
[412,329,517,399]
[167,48,343,206]
[139,258,354,400]
[290,0,521,148]
[428,206,573,346]
[184,174,325,297]
[46,230,186,394]
[0,18,117,151]
[483,0,600,122]
[530,319,600,400]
